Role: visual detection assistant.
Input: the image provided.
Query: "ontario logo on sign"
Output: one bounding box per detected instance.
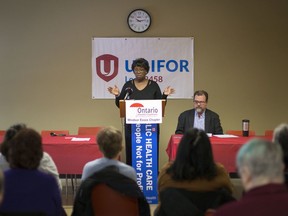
[125,100,162,124]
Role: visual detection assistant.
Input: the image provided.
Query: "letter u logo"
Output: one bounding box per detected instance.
[96,54,118,82]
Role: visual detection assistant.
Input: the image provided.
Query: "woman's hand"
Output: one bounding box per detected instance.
[107,85,120,96]
[163,86,175,96]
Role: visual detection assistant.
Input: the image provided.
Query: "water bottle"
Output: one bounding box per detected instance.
[242,119,250,137]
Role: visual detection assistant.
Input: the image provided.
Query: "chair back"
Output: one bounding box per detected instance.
[41,130,69,137]
[158,187,235,215]
[226,130,255,136]
[77,127,103,135]
[205,209,216,216]
[91,183,139,216]
[264,130,273,137]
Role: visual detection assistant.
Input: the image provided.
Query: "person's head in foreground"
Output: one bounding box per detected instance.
[214,138,288,216]
[1,123,27,162]
[96,126,123,159]
[167,128,217,180]
[9,128,43,169]
[237,138,284,191]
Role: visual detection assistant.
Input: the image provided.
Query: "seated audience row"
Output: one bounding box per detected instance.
[1,122,287,215]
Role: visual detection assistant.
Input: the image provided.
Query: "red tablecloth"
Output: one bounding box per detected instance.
[166,134,272,173]
[0,135,102,174]
[42,135,103,174]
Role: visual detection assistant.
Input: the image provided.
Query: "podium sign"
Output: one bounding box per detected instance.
[132,123,158,204]
[125,100,162,124]
[120,99,165,204]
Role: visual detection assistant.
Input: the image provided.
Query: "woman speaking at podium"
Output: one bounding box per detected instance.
[108,58,175,166]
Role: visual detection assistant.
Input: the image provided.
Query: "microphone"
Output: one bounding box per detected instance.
[50,132,66,137]
[50,132,57,136]
[124,87,133,100]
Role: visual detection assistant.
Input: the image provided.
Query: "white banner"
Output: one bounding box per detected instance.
[92,37,194,99]
[125,100,162,124]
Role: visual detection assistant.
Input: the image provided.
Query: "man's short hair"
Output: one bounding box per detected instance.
[193,90,208,102]
[237,138,283,180]
[96,126,122,159]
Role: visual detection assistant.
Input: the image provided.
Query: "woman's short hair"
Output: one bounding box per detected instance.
[237,138,283,180]
[167,128,217,180]
[131,58,150,73]
[96,126,122,159]
[9,128,43,169]
[0,123,27,161]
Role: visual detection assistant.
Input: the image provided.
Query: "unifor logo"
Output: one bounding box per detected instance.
[96,54,118,82]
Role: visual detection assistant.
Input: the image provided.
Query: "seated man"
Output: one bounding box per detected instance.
[214,138,288,216]
[175,90,223,134]
[81,126,137,182]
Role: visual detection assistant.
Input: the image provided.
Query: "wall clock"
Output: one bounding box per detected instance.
[127,9,151,33]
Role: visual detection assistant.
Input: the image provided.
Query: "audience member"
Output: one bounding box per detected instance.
[155,128,234,215]
[81,126,137,182]
[175,90,223,134]
[73,165,150,216]
[273,123,288,185]
[0,123,62,190]
[214,138,288,216]
[0,128,65,216]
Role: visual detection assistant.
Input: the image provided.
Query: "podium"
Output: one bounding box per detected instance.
[119,99,166,204]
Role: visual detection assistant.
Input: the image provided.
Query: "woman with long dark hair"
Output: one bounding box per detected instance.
[155,128,234,215]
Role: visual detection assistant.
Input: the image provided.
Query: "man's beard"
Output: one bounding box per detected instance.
[196,107,203,113]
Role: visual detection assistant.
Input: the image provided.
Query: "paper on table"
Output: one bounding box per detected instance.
[207,133,212,137]
[213,134,239,138]
[71,137,91,141]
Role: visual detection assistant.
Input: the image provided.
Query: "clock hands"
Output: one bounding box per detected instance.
[136,18,145,22]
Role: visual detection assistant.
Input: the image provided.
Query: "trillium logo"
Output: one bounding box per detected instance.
[130,103,144,108]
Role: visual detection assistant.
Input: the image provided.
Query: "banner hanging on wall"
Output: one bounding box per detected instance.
[92,37,194,99]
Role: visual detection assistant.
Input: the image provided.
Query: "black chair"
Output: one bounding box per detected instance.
[155,187,235,216]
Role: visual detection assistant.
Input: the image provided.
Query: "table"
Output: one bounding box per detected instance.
[42,135,103,174]
[166,134,272,173]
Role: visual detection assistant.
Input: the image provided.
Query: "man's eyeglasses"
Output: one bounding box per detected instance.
[193,100,206,104]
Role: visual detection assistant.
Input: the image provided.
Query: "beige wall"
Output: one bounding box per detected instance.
[1,0,288,168]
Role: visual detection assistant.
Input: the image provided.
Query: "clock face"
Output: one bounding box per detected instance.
[127,9,151,33]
